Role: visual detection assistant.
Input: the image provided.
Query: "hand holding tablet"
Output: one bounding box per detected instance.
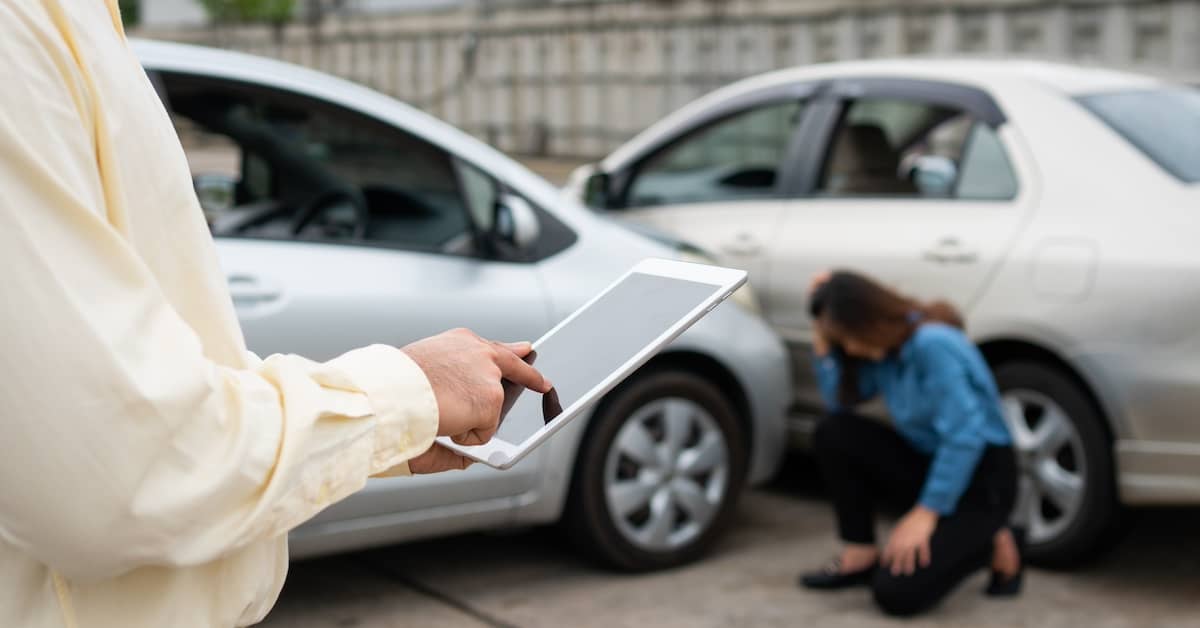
[437,258,747,469]
[400,330,552,472]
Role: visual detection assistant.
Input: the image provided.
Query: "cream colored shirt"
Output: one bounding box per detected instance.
[0,2,440,626]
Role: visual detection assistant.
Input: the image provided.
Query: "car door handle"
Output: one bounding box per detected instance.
[922,238,979,264]
[227,275,282,305]
[721,233,763,256]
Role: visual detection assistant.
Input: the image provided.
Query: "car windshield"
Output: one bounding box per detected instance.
[1076,87,1200,184]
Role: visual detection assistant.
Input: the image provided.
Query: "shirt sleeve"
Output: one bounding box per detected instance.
[813,352,878,412]
[0,14,439,582]
[914,337,989,515]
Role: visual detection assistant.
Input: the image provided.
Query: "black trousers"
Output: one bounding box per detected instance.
[813,413,1017,617]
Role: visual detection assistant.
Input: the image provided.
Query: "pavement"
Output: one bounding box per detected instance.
[260,456,1200,628]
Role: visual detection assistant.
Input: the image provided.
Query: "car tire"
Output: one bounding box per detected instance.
[994,361,1121,567]
[563,370,748,571]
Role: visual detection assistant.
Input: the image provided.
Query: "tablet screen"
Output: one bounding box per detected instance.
[495,271,720,445]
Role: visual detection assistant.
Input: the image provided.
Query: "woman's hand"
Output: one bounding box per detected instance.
[809,270,832,296]
[882,505,938,576]
[811,321,832,357]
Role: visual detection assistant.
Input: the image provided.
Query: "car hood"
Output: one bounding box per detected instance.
[597,215,712,259]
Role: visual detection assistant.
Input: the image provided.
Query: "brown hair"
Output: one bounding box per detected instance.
[808,270,964,405]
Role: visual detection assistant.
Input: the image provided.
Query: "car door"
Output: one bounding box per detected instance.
[602,85,819,298]
[768,79,1034,416]
[158,70,555,521]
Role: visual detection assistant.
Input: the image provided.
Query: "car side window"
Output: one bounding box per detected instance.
[955,123,1019,200]
[161,72,479,254]
[454,160,499,233]
[624,100,806,208]
[818,98,1017,200]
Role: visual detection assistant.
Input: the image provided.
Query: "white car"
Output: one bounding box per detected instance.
[567,59,1200,565]
[134,40,790,571]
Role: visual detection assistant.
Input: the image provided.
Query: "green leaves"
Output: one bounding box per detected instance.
[118,0,141,27]
[196,0,296,24]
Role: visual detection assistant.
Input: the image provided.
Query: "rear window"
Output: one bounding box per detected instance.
[1076,87,1200,184]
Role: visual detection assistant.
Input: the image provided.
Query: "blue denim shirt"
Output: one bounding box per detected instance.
[814,323,1013,515]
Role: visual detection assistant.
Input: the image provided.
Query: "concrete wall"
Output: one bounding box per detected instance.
[136,0,1200,158]
[141,0,207,27]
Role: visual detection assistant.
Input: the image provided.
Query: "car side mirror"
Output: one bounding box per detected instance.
[911,155,958,198]
[194,173,237,222]
[583,171,611,210]
[494,193,541,251]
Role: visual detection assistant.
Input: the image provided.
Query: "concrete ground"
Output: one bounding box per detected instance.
[260,457,1200,628]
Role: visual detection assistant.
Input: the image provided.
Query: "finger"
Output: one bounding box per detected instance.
[427,447,472,472]
[495,347,552,393]
[904,546,917,576]
[809,271,831,292]
[451,427,494,446]
[893,547,907,576]
[500,341,534,357]
[435,445,473,471]
[918,540,932,569]
[410,446,473,474]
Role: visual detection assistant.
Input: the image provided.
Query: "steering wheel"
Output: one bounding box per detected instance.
[291,188,369,240]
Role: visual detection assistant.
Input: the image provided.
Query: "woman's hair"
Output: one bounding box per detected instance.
[809,270,964,404]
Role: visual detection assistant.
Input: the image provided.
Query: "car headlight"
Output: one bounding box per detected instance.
[676,249,762,316]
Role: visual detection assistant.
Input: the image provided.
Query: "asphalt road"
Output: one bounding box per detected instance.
[260,457,1200,628]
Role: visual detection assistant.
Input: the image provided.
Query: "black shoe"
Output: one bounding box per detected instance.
[799,558,878,590]
[985,527,1026,597]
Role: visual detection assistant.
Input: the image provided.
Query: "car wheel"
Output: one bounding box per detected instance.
[994,361,1119,566]
[564,370,748,571]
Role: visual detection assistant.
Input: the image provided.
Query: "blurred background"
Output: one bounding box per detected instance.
[127,0,1198,163]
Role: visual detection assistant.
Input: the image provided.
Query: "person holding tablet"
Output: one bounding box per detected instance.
[797,270,1023,616]
[0,4,549,627]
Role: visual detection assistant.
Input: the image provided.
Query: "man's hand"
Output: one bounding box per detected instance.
[881,505,939,576]
[401,328,552,447]
[407,444,474,474]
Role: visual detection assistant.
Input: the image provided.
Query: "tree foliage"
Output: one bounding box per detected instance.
[118,0,140,27]
[196,0,296,24]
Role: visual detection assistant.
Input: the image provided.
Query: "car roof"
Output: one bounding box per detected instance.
[598,57,1168,169]
[733,57,1163,97]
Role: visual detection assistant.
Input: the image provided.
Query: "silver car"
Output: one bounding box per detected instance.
[134,40,789,571]
[568,59,1200,565]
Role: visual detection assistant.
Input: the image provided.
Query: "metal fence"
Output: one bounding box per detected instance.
[138,0,1200,159]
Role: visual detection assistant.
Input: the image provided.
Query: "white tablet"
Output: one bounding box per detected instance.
[436,258,747,470]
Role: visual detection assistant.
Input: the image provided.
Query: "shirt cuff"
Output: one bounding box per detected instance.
[917,489,956,516]
[324,344,440,477]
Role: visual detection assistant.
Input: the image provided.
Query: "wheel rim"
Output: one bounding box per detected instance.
[603,397,730,552]
[1001,389,1088,546]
